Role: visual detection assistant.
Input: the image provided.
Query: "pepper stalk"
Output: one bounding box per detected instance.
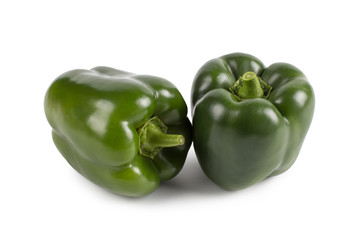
[229,71,272,101]
[138,117,185,159]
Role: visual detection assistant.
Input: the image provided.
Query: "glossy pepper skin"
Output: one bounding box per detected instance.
[45,67,192,197]
[191,53,315,190]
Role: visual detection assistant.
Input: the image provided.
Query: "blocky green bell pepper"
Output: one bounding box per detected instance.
[45,66,192,197]
[191,53,315,190]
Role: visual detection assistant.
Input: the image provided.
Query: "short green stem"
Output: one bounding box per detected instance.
[148,132,185,147]
[238,71,264,99]
[229,71,272,101]
[138,117,185,159]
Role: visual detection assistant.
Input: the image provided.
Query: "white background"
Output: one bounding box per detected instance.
[1,0,359,239]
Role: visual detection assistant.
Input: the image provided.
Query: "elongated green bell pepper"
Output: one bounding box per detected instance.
[191,53,315,190]
[45,67,192,197]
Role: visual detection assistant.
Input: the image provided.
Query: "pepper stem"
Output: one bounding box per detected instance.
[238,71,264,99]
[138,117,185,159]
[229,71,272,101]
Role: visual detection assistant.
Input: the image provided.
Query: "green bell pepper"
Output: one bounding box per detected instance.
[45,66,192,197]
[191,53,315,190]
